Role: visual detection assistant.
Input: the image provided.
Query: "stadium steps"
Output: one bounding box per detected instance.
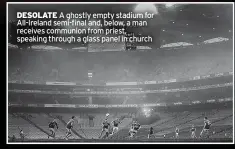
[30,113,66,139]
[107,112,191,139]
[48,114,85,139]
[131,111,219,138]
[211,114,233,125]
[103,118,133,140]
[146,113,176,128]
[81,128,100,139]
[98,113,132,139]
[56,114,89,139]
[178,110,221,126]
[46,114,70,139]
[154,113,209,135]
[56,113,122,139]
[79,113,118,139]
[164,125,232,139]
[8,114,32,139]
[163,114,232,138]
[19,114,51,138]
[8,113,48,139]
[210,126,233,138]
[42,113,67,138]
[47,113,81,139]
[163,112,232,138]
[129,111,229,139]
[154,112,191,128]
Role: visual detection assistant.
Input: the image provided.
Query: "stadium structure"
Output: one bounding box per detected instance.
[7,3,233,143]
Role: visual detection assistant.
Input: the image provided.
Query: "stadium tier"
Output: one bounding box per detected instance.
[8,107,232,141]
[8,41,232,84]
[8,113,47,139]
[108,109,232,140]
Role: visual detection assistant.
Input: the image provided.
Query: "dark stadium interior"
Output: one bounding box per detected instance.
[7,3,233,143]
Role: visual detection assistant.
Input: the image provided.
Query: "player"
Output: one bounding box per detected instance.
[191,124,197,139]
[48,119,58,139]
[129,121,141,138]
[128,121,135,138]
[200,117,211,138]
[110,118,121,135]
[106,113,110,120]
[148,127,154,139]
[18,126,25,141]
[175,127,179,139]
[99,119,110,139]
[65,116,76,140]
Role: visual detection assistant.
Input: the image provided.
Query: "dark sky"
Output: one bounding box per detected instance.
[7,3,233,46]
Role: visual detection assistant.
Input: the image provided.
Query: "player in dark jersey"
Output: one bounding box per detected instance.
[65,116,76,140]
[99,119,110,139]
[148,127,154,139]
[110,118,121,135]
[129,121,141,138]
[175,127,179,139]
[191,124,197,139]
[48,119,58,139]
[200,117,211,138]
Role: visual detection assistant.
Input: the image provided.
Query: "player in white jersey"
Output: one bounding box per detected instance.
[191,125,197,139]
[175,127,179,139]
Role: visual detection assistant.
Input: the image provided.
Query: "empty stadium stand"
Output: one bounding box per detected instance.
[8,41,233,83]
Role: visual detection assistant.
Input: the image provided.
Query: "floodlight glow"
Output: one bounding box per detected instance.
[165,3,175,8]
[134,4,158,14]
[142,107,152,117]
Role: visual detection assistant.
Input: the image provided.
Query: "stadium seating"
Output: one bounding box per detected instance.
[29,113,67,139]
[8,112,134,140]
[108,109,233,140]
[8,108,232,141]
[8,114,47,139]
[8,41,233,83]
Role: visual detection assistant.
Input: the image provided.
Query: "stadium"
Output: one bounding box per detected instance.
[7,3,233,143]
